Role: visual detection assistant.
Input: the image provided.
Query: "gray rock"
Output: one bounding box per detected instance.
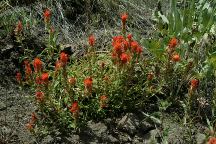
[108,135,118,143]
[88,121,108,137]
[139,120,154,132]
[118,132,131,142]
[196,133,206,144]
[142,129,159,144]
[1,126,11,135]
[42,135,54,144]
[117,113,140,135]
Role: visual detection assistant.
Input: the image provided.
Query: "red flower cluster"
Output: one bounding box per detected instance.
[15,20,23,35]
[120,53,130,64]
[41,73,49,84]
[84,77,93,92]
[24,60,32,80]
[35,91,44,102]
[60,52,68,66]
[190,79,199,90]
[33,58,42,73]
[121,13,128,30]
[99,95,108,108]
[111,35,142,64]
[43,9,51,23]
[55,60,62,71]
[208,137,216,144]
[16,72,22,83]
[26,112,37,132]
[172,54,180,62]
[168,37,178,48]
[70,101,79,113]
[89,34,95,47]
[35,73,49,85]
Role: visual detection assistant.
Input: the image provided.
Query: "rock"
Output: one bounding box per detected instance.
[0,101,7,111]
[142,129,160,144]
[196,133,206,144]
[88,121,108,137]
[108,135,118,143]
[139,120,155,133]
[133,135,144,143]
[42,135,54,144]
[117,113,140,136]
[1,126,11,135]
[118,132,131,143]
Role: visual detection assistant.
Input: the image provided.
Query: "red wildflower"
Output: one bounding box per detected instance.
[112,35,124,47]
[41,73,49,84]
[127,34,132,41]
[123,40,129,51]
[100,95,108,108]
[120,53,130,64]
[208,137,216,144]
[35,91,44,102]
[55,60,62,71]
[16,72,22,83]
[172,54,180,62]
[168,37,178,48]
[15,20,23,34]
[100,95,108,101]
[121,13,128,25]
[60,52,68,66]
[131,41,139,52]
[33,58,42,73]
[84,77,93,90]
[88,34,95,47]
[31,112,37,123]
[35,76,42,85]
[191,79,199,90]
[70,101,79,113]
[43,8,51,23]
[68,77,76,86]
[26,122,33,131]
[24,60,32,79]
[114,42,123,54]
[136,46,143,54]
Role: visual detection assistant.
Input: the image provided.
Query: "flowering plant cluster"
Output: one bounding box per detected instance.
[14,4,216,143]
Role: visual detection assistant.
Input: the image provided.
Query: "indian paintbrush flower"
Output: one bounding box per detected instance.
[121,13,128,30]
[168,37,178,48]
[84,77,93,93]
[33,58,42,73]
[99,95,108,108]
[43,8,51,23]
[120,53,130,64]
[41,73,49,84]
[24,60,32,80]
[208,137,216,144]
[88,34,95,47]
[16,72,22,83]
[172,54,180,62]
[190,79,199,90]
[35,91,44,102]
[60,52,68,66]
[15,20,23,35]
